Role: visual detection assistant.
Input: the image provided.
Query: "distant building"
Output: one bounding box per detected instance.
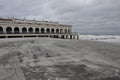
[0,17,79,39]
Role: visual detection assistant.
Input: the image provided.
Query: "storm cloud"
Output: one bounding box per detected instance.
[0,0,120,34]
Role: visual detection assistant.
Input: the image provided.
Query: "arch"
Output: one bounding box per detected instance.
[60,29,63,33]
[56,29,59,33]
[46,28,50,33]
[14,27,19,33]
[22,27,27,33]
[28,27,33,33]
[0,26,3,33]
[6,27,12,34]
[35,28,39,33]
[41,28,45,34]
[51,28,54,33]
[64,29,67,33]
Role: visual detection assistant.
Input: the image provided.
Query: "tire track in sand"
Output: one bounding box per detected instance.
[8,43,26,80]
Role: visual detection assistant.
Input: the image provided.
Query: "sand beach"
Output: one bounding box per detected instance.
[0,38,120,80]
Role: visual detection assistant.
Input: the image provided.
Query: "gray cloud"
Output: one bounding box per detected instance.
[0,0,120,34]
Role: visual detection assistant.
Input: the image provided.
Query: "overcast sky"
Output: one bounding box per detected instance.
[0,0,120,34]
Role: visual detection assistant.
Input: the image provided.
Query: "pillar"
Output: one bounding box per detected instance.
[70,35,72,39]
[59,35,61,38]
[66,35,68,39]
[68,35,70,39]
[77,35,79,40]
[19,27,22,33]
[39,28,41,33]
[3,27,6,34]
[12,27,14,33]
[54,28,56,34]
[26,27,29,33]
[44,28,46,34]
[6,35,8,38]
[73,35,75,40]
[33,27,35,33]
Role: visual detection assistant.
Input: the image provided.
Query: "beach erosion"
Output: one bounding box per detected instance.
[0,37,120,80]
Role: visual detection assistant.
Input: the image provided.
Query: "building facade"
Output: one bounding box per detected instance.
[0,17,79,39]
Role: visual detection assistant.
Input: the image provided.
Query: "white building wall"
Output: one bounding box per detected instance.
[0,19,72,34]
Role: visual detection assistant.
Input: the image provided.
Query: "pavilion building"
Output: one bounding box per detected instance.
[0,17,79,39]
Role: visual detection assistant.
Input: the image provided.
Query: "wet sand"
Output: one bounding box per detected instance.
[0,38,120,80]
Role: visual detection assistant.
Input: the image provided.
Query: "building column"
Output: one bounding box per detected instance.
[6,35,8,38]
[68,35,70,39]
[54,29,56,34]
[12,27,14,33]
[19,27,22,33]
[70,35,72,39]
[26,27,28,33]
[77,35,79,40]
[66,35,68,39]
[72,35,75,40]
[59,35,61,38]
[3,27,6,33]
[44,28,46,34]
[33,28,35,33]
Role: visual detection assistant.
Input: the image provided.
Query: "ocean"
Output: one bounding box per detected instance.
[79,35,120,43]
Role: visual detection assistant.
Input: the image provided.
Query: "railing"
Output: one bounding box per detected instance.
[0,31,79,35]
[0,32,71,34]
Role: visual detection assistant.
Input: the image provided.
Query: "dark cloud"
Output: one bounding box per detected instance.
[0,0,120,34]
